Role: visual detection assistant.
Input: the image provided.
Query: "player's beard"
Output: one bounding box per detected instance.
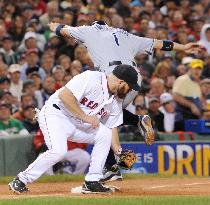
[117,86,129,99]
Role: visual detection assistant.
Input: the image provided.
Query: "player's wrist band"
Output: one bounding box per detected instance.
[55,24,65,37]
[161,40,174,51]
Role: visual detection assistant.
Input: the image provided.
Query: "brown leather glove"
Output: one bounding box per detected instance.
[118,149,137,170]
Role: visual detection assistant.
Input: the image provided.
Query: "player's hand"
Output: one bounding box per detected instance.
[114,147,122,156]
[183,42,203,54]
[83,115,100,129]
[190,103,201,117]
[47,22,60,32]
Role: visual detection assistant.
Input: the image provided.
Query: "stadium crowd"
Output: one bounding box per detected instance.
[0,0,209,141]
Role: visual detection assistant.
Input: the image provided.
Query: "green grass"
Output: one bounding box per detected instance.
[1,174,210,205]
[1,196,210,205]
[0,173,209,184]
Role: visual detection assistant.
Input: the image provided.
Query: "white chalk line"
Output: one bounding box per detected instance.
[146,182,210,190]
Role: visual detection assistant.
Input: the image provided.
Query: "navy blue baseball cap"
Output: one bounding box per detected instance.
[113,64,140,91]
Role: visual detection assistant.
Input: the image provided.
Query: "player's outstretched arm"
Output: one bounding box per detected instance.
[48,22,72,39]
[111,128,122,155]
[59,88,100,128]
[154,39,203,54]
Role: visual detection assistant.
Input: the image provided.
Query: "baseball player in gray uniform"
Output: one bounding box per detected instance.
[47,21,201,182]
[9,64,139,194]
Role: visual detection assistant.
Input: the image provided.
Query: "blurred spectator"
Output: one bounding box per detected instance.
[8,64,23,100]
[126,93,146,114]
[0,25,7,42]
[182,56,193,66]
[114,0,131,18]
[202,55,210,78]
[39,1,59,27]
[0,89,19,113]
[0,35,18,65]
[123,17,134,32]
[199,24,210,54]
[26,25,46,52]
[9,15,25,47]
[63,74,73,85]
[22,5,35,23]
[33,129,91,174]
[57,55,72,75]
[159,92,183,132]
[44,43,57,59]
[58,38,77,60]
[30,0,47,17]
[148,78,165,98]
[41,76,56,104]
[82,53,95,71]
[190,17,204,41]
[0,76,10,91]
[0,101,29,136]
[176,64,188,77]
[76,14,91,26]
[71,60,82,76]
[52,65,65,90]
[18,31,41,53]
[20,48,46,81]
[136,104,148,116]
[148,97,164,132]
[0,63,8,78]
[74,45,88,66]
[28,72,42,91]
[173,59,204,122]
[62,10,74,26]
[138,18,149,37]
[200,78,210,112]
[40,53,54,75]
[13,93,35,121]
[110,14,124,28]
[165,75,176,93]
[152,61,171,82]
[21,104,39,134]
[22,79,43,109]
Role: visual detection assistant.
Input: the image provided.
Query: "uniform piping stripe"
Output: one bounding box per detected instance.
[43,106,52,150]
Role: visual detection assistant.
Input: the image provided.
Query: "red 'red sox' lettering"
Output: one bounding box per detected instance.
[80,97,98,109]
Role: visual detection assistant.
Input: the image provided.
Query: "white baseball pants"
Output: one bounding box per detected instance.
[18,103,112,184]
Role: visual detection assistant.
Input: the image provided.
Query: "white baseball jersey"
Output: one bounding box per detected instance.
[47,70,123,129]
[67,24,154,74]
[17,71,122,184]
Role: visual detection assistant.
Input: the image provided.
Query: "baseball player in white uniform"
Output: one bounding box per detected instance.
[9,64,140,194]
[47,20,201,182]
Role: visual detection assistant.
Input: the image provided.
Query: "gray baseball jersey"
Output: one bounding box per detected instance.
[67,24,154,74]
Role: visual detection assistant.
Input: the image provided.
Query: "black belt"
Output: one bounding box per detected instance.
[53,104,60,110]
[109,61,136,67]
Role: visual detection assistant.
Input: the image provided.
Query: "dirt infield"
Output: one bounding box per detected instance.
[1,177,210,199]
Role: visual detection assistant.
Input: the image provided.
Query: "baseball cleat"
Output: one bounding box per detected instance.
[100,165,123,183]
[138,115,155,145]
[8,177,28,194]
[81,181,113,194]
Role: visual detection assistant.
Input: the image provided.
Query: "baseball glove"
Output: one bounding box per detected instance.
[118,149,137,170]
[138,115,155,146]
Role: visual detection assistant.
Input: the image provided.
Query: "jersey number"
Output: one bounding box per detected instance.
[112,33,119,46]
